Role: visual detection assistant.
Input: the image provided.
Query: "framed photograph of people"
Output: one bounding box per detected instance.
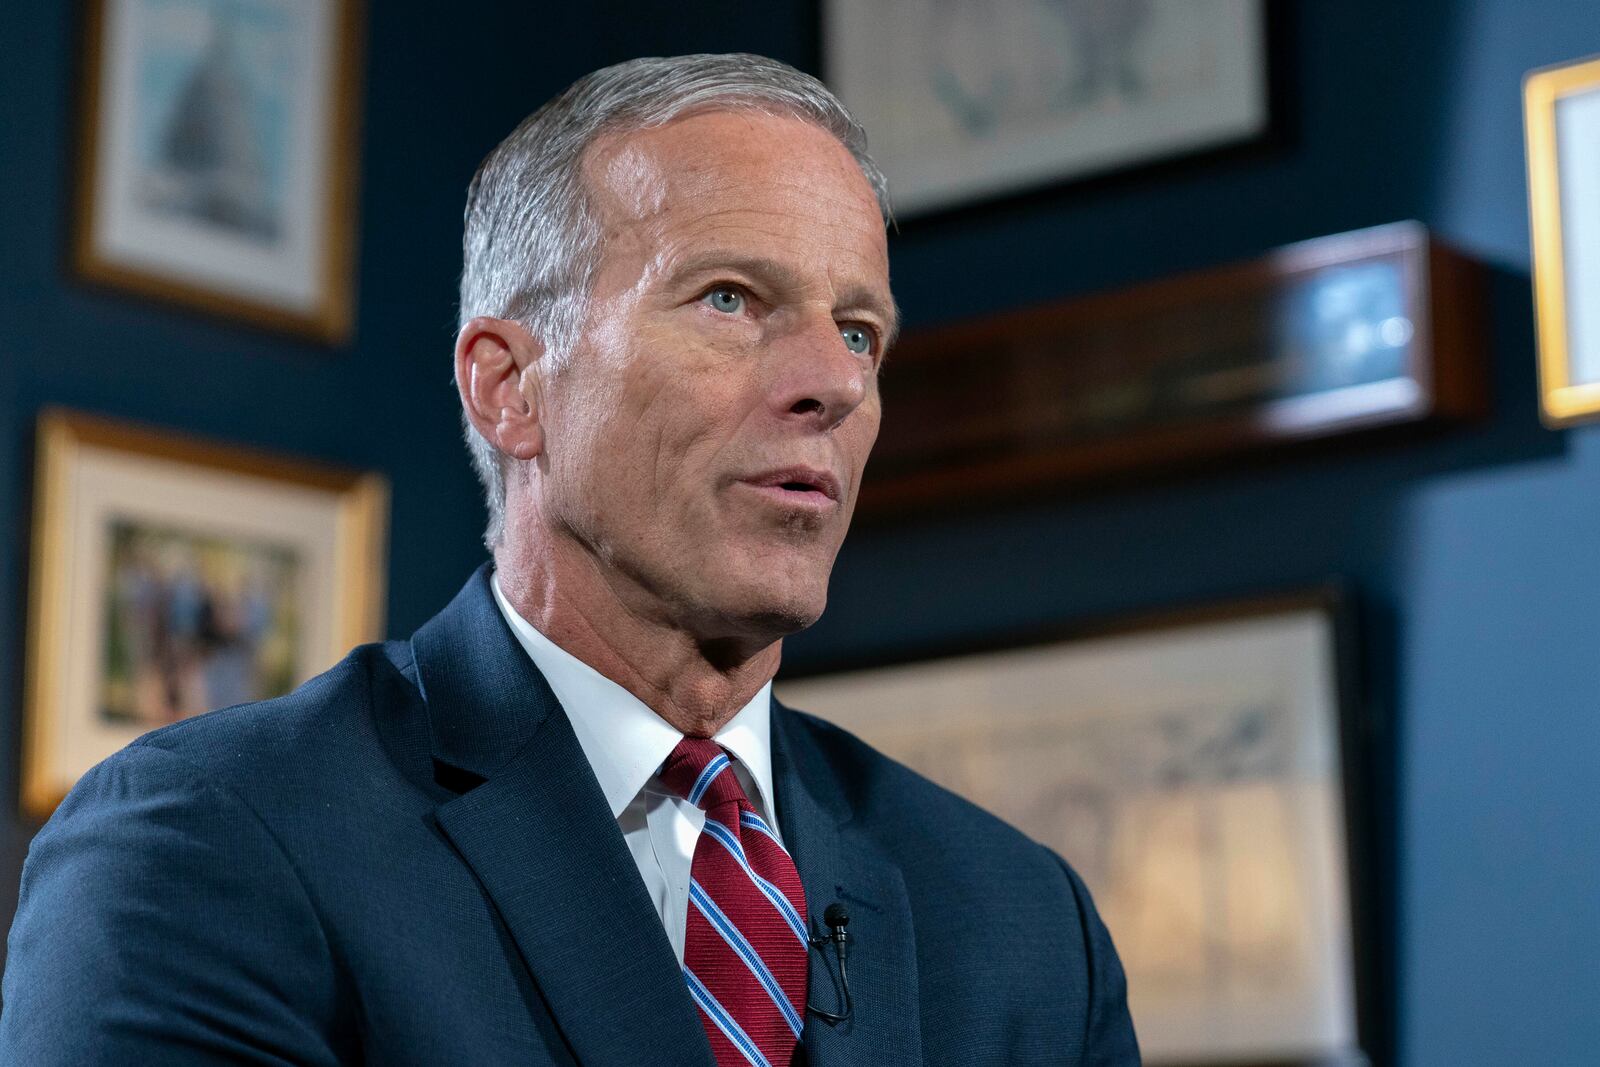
[22,409,388,818]
[823,0,1271,217]
[777,592,1374,1066]
[1526,53,1600,426]
[74,0,363,341]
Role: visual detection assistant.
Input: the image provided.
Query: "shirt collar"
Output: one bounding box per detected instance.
[490,575,777,824]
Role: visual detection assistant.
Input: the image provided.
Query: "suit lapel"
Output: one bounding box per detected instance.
[415,568,711,1067]
[772,702,923,1065]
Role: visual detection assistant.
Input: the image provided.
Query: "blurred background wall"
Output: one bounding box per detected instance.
[1,0,1596,1062]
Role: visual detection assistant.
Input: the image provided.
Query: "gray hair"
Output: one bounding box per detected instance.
[456,53,892,548]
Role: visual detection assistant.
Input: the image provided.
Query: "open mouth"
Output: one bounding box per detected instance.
[742,467,842,507]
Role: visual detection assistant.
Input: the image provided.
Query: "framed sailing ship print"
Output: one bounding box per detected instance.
[74,0,363,341]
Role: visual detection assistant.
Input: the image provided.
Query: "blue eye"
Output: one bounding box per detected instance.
[840,324,874,355]
[703,286,744,314]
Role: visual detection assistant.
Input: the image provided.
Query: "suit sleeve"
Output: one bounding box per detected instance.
[1059,857,1141,1065]
[0,742,348,1065]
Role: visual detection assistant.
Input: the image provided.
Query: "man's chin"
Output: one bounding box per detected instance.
[741,599,825,639]
[694,574,829,646]
[683,535,839,639]
[683,593,821,669]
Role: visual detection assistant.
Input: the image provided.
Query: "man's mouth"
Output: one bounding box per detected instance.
[739,466,842,508]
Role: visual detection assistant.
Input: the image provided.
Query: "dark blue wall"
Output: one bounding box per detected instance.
[2,1,1596,1062]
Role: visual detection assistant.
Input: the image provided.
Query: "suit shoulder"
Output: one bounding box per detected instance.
[783,707,1061,870]
[126,640,417,787]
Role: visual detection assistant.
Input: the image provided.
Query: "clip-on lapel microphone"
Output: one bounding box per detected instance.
[805,902,853,1024]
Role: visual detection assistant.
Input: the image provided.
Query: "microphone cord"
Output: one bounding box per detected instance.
[805,903,853,1024]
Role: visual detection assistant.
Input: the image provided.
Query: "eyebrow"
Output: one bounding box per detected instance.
[669,250,901,349]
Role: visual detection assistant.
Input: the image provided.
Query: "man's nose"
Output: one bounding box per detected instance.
[766,316,870,431]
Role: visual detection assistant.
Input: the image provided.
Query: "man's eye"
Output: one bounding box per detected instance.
[840,324,875,355]
[702,286,744,314]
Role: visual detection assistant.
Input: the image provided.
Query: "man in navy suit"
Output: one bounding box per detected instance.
[1,54,1138,1064]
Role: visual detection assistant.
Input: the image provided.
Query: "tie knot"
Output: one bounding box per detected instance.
[660,738,748,811]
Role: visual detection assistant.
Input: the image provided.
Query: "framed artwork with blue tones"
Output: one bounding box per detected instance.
[778,591,1378,1066]
[824,0,1270,217]
[22,410,388,818]
[74,0,363,342]
[1526,54,1600,426]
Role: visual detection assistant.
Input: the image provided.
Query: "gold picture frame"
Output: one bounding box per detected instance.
[74,0,364,342]
[1525,54,1600,426]
[23,409,388,818]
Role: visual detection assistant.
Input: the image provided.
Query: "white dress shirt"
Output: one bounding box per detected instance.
[490,576,781,964]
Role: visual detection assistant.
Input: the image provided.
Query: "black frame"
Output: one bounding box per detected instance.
[816,0,1288,225]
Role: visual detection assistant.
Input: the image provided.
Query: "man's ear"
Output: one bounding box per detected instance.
[454,316,547,462]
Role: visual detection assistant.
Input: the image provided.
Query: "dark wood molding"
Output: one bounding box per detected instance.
[860,221,1488,519]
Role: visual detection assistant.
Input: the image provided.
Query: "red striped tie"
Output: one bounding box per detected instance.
[660,739,808,1066]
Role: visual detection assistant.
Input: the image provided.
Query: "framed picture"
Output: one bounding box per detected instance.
[74,0,363,341]
[824,0,1270,217]
[859,222,1486,518]
[1525,54,1600,426]
[778,592,1373,1066]
[22,409,388,818]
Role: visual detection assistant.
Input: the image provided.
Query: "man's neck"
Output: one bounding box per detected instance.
[492,541,782,739]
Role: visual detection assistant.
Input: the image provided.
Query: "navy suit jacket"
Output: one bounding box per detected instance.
[1,567,1137,1065]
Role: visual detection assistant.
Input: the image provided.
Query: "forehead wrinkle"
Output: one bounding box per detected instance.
[666,192,864,244]
[656,150,874,228]
[659,203,882,272]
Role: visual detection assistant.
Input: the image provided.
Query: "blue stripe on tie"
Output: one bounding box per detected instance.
[700,820,807,945]
[739,809,781,844]
[683,966,771,1067]
[689,753,731,806]
[689,881,804,1038]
